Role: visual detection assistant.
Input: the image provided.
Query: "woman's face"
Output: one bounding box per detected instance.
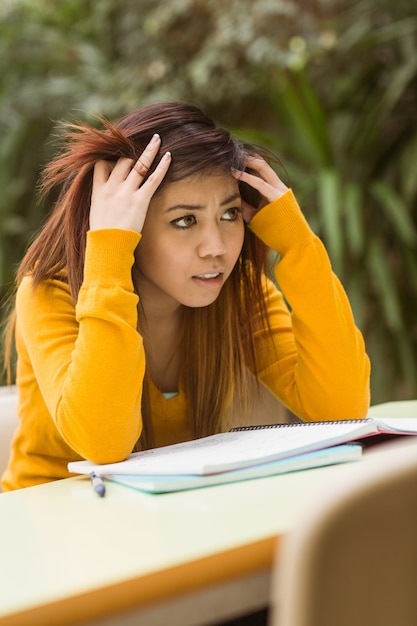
[134,172,245,311]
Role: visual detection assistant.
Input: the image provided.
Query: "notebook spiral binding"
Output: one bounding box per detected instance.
[230,419,366,432]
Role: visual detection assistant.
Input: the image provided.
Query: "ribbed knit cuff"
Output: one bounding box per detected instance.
[83,229,141,290]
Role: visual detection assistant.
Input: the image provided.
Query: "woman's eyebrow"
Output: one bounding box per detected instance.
[165,193,241,213]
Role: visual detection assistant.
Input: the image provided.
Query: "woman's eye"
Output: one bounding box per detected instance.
[222,207,242,221]
[171,214,197,229]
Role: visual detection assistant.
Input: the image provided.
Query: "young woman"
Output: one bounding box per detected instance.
[1,102,370,490]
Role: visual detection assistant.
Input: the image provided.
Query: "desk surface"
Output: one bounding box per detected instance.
[0,460,358,626]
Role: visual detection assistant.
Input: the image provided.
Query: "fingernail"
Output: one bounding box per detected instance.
[151,133,160,143]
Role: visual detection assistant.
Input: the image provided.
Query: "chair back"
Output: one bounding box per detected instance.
[0,386,19,491]
[270,438,417,626]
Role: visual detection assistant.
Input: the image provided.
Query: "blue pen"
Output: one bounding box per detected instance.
[90,472,106,497]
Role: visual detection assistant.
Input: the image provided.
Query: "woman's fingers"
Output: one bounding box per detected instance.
[139,151,172,196]
[93,160,113,185]
[245,156,277,182]
[233,157,288,205]
[235,170,277,203]
[90,135,171,233]
[128,133,161,182]
[100,134,162,187]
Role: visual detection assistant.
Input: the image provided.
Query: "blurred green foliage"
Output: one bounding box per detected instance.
[1,0,416,402]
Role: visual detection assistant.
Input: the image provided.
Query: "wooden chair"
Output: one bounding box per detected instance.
[0,386,18,491]
[269,437,417,626]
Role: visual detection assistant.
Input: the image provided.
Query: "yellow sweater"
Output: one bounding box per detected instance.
[2,190,370,490]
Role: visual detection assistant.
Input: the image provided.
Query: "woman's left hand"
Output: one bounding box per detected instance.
[232,156,289,223]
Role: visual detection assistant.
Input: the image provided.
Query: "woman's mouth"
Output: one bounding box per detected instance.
[195,273,220,280]
[192,272,224,287]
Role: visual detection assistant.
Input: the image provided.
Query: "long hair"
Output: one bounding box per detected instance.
[4,102,273,448]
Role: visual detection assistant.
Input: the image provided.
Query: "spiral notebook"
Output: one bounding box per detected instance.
[103,444,363,493]
[68,417,417,479]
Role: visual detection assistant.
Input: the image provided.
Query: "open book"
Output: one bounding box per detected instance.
[68,417,417,491]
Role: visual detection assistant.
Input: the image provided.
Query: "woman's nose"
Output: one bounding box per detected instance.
[197,224,227,258]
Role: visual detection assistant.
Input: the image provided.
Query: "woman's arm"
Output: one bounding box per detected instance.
[235,160,370,421]
[16,229,145,463]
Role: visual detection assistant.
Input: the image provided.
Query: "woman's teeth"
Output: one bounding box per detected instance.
[196,273,219,279]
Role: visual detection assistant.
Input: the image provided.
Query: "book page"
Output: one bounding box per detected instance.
[377,417,417,434]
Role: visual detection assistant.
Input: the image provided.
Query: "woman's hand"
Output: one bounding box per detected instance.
[90,134,171,233]
[233,156,289,223]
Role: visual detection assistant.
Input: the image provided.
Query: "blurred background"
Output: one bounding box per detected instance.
[0,0,416,403]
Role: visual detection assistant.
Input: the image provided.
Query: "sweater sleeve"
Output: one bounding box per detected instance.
[249,189,371,421]
[16,228,145,463]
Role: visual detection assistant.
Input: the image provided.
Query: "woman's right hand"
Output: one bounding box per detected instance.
[89,134,171,233]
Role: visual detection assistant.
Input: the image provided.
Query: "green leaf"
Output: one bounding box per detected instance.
[400,132,417,203]
[344,182,365,257]
[272,72,332,167]
[367,239,403,332]
[317,170,343,274]
[370,182,417,246]
[380,51,417,113]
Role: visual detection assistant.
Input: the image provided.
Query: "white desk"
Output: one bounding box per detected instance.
[0,460,359,626]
